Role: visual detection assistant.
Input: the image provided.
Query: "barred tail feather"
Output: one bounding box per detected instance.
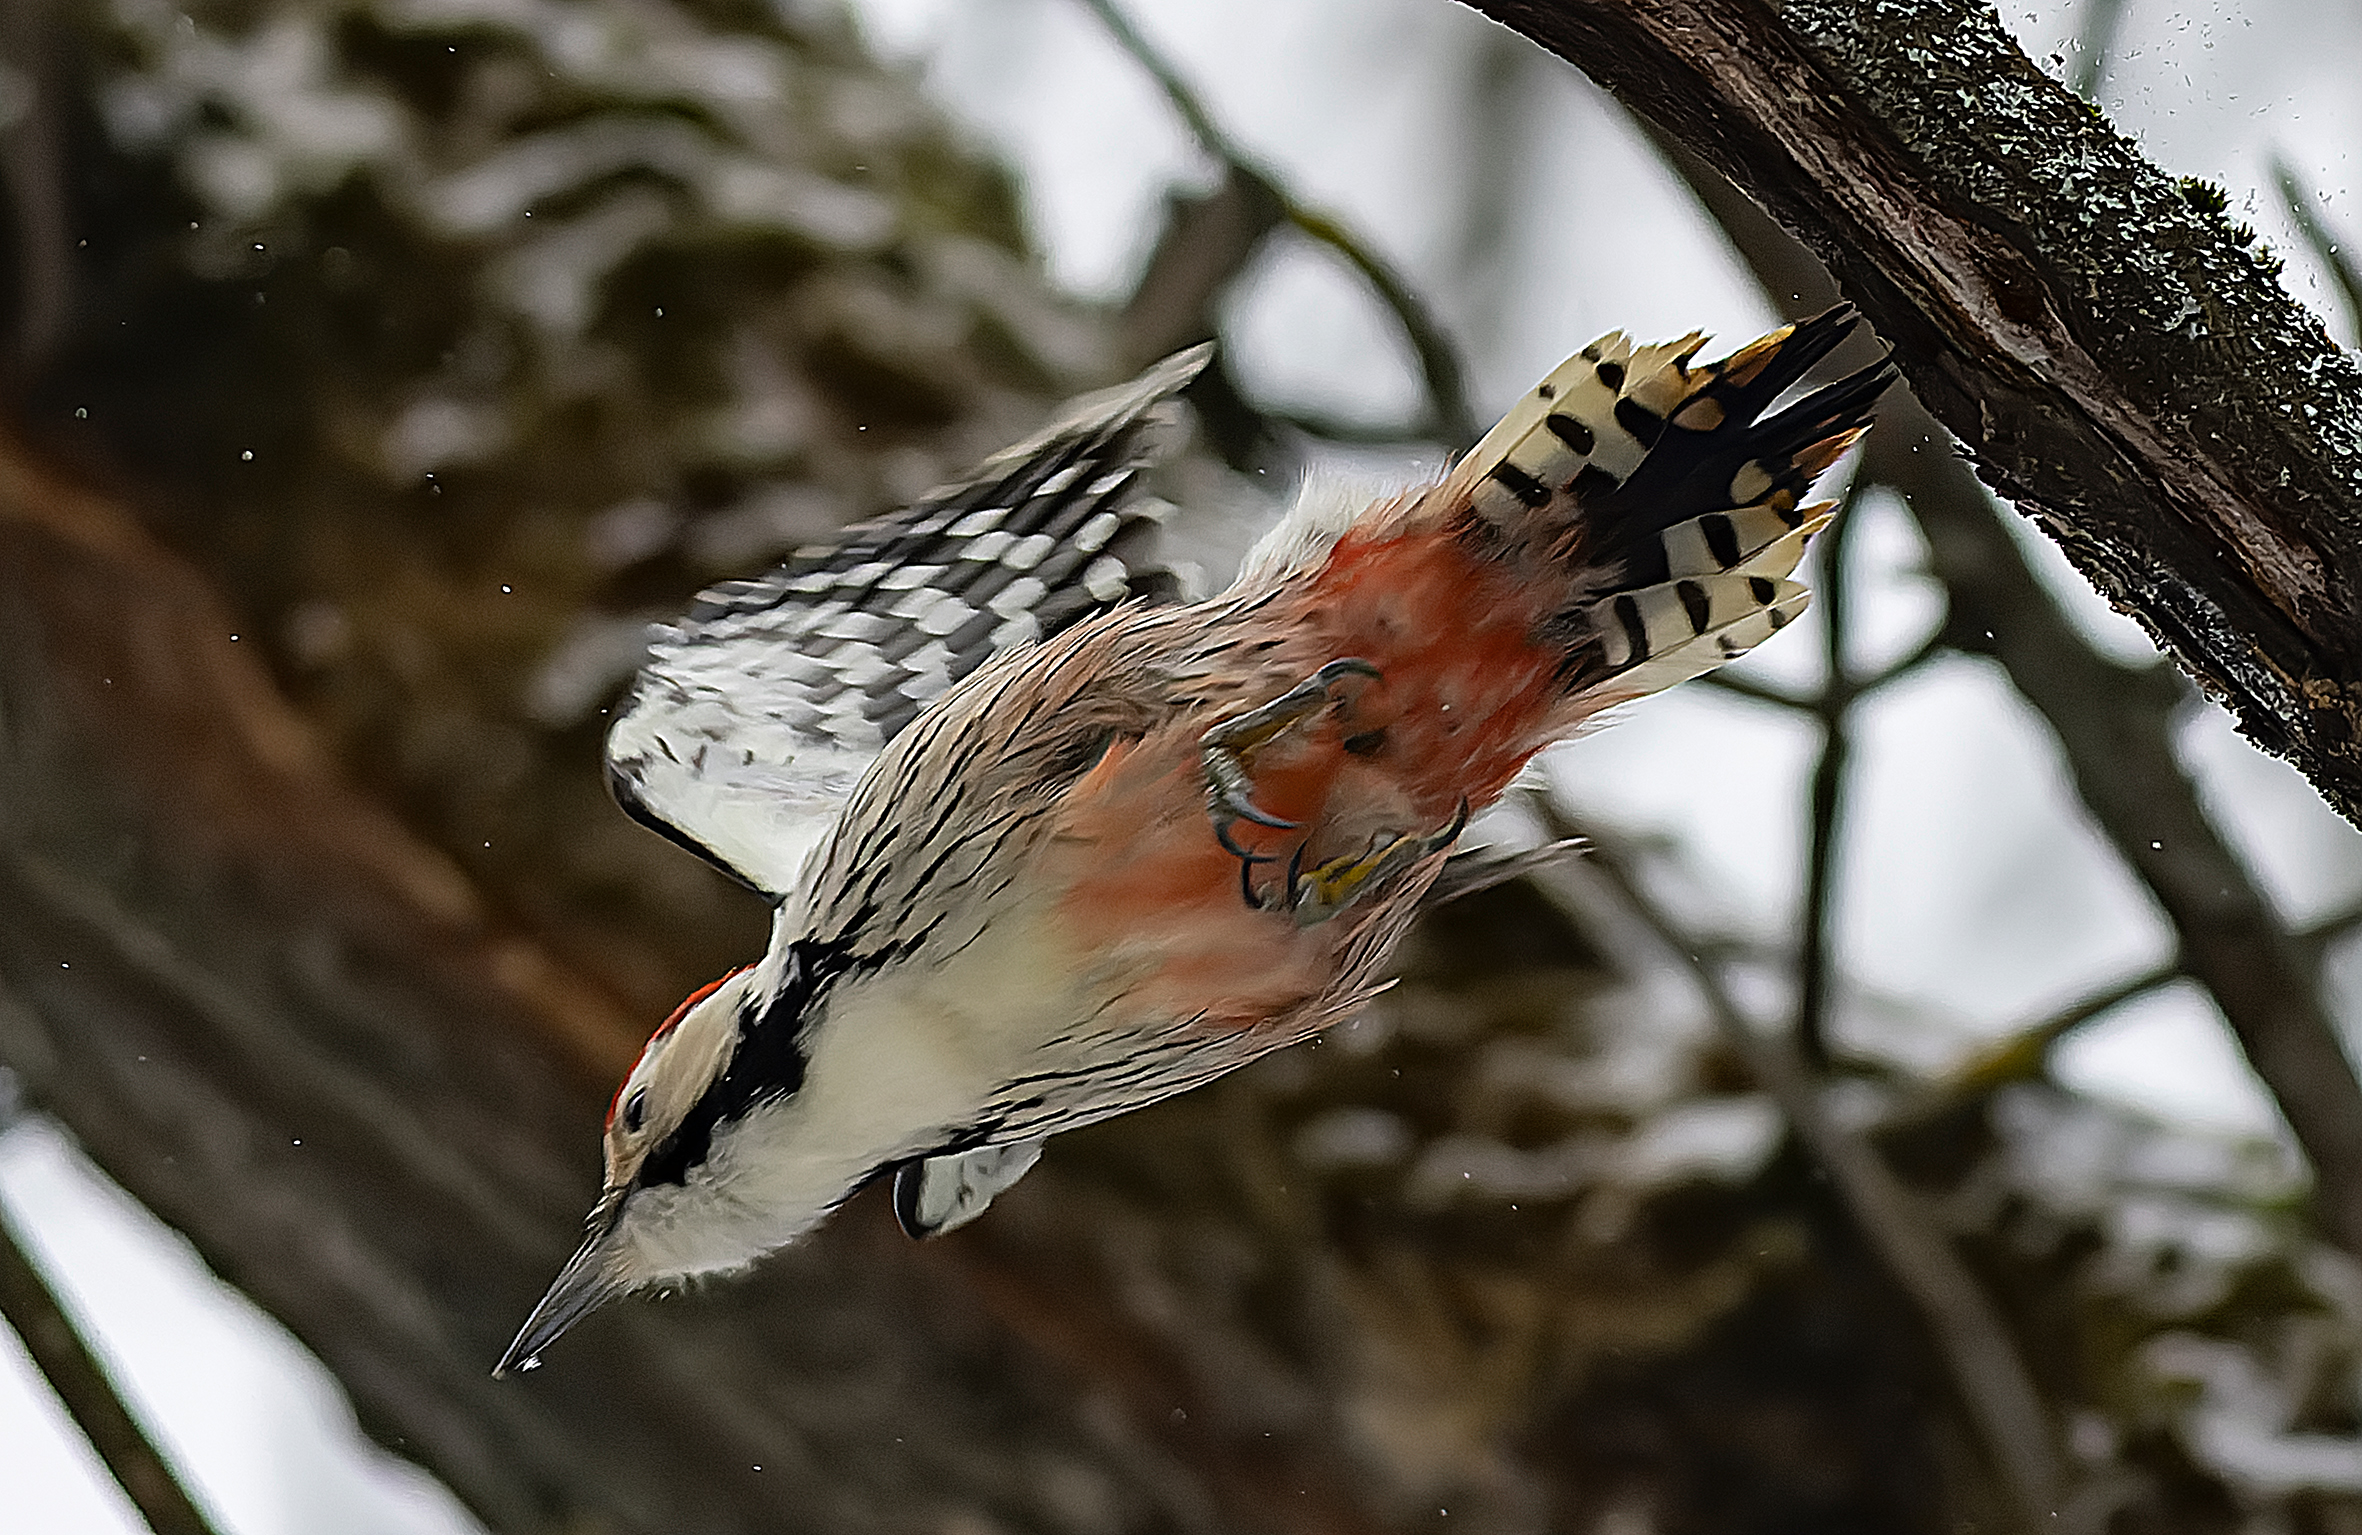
[1659,500,1837,583]
[1442,330,1712,526]
[1587,570,1814,700]
[1440,306,1893,706]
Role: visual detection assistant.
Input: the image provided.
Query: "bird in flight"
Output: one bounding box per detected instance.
[496,308,1892,1375]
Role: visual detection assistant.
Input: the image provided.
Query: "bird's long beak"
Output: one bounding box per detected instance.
[494,1190,628,1378]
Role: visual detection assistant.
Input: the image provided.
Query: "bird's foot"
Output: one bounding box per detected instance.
[1281,799,1470,926]
[1200,658,1381,865]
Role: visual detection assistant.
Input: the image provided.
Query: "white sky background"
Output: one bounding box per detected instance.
[8,0,2362,1527]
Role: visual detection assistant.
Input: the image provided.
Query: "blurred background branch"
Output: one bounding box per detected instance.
[2271,154,2362,346]
[1561,822,2065,1529]
[1084,0,1481,450]
[0,1144,225,1535]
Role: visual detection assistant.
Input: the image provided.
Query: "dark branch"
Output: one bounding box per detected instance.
[1649,115,2362,1258]
[1464,0,2362,830]
[0,1168,228,1535]
[1693,668,1816,713]
[1119,170,1288,369]
[1792,489,1862,1067]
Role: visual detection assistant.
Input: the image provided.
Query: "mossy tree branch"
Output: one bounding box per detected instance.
[1644,117,2362,1259]
[1462,0,2362,830]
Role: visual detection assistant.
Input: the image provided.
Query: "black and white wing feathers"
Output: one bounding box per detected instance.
[607,345,1210,898]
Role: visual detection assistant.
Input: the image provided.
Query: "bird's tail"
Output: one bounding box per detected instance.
[1436,305,1896,705]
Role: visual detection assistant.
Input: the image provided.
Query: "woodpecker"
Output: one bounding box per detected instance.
[495,309,1893,1374]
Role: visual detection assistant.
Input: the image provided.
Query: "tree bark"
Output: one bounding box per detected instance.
[1462,0,2362,830]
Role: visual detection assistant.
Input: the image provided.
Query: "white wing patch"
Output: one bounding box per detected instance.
[606,346,1212,897]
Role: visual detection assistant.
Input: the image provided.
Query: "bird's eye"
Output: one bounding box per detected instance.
[622,1086,648,1134]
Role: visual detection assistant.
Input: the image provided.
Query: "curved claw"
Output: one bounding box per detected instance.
[1201,656,1386,910]
[1215,816,1281,861]
[1220,811,1279,909]
[1307,657,1383,689]
[1216,789,1298,833]
[1201,657,1383,757]
[1207,754,1297,895]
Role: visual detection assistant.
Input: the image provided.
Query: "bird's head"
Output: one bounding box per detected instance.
[495,958,826,1375]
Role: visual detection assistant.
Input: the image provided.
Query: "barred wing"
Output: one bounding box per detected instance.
[607,346,1210,897]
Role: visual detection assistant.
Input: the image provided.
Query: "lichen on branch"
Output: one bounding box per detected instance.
[1466,0,2362,827]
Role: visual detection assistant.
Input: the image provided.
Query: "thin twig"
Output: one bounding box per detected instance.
[1786,466,1952,1070]
[1693,669,1816,713]
[1889,861,2362,1128]
[2297,894,2362,964]
[1282,205,1481,449]
[1793,493,1863,1066]
[1075,0,1482,449]
[2270,155,2362,349]
[1880,962,2183,1134]
[1695,613,1950,717]
[1562,819,2064,1527]
[0,1191,229,1535]
[1959,963,2180,1087]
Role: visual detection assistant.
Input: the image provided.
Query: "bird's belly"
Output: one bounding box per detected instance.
[795,893,1250,1153]
[805,860,1340,1174]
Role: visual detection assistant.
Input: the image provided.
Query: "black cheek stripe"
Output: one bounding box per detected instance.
[637,947,831,1187]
